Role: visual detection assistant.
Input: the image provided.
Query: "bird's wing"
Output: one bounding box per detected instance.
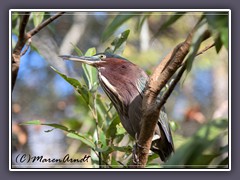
[136,74,148,96]
[158,107,174,147]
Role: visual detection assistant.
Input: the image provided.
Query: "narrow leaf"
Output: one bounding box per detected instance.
[42,123,69,131]
[20,120,41,125]
[161,12,186,30]
[112,29,130,54]
[220,27,228,49]
[182,22,209,84]
[51,66,89,104]
[136,13,151,32]
[84,47,96,56]
[71,43,83,56]
[67,132,95,149]
[82,48,98,90]
[106,115,121,138]
[102,12,139,42]
[153,12,186,38]
[214,35,223,53]
[32,12,45,27]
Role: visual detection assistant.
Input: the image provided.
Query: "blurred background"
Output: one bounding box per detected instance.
[11,11,229,168]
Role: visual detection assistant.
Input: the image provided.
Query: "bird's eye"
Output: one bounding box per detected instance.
[98,54,106,60]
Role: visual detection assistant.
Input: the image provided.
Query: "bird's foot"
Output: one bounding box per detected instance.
[132,144,140,164]
[133,143,149,165]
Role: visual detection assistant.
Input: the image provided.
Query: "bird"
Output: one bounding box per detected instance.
[60,52,174,162]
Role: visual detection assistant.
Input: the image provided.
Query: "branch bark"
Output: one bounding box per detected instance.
[11,11,65,91]
[12,12,30,90]
[134,21,212,167]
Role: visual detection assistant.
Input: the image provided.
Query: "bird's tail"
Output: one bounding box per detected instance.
[151,138,174,162]
[150,123,174,162]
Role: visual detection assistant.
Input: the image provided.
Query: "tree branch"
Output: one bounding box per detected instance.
[12,12,30,90]
[158,42,215,111]
[20,38,32,56]
[27,12,65,37]
[12,12,65,91]
[196,42,215,56]
[134,20,212,167]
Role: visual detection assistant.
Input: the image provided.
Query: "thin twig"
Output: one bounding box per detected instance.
[20,38,32,56]
[157,63,187,111]
[27,12,65,37]
[158,42,215,110]
[93,94,102,167]
[12,11,65,91]
[117,161,127,168]
[92,149,112,168]
[196,42,215,56]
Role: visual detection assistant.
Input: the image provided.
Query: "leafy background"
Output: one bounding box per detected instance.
[12,11,228,168]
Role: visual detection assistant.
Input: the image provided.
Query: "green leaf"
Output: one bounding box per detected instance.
[106,115,121,138]
[186,22,208,73]
[218,157,229,168]
[51,66,89,104]
[153,12,186,38]
[136,13,151,32]
[205,12,229,52]
[12,12,19,21]
[12,28,19,36]
[96,94,112,123]
[161,12,186,30]
[99,129,107,148]
[205,13,228,30]
[220,27,228,49]
[41,123,69,131]
[20,119,95,149]
[169,120,179,132]
[147,153,159,163]
[30,43,40,54]
[62,119,82,130]
[181,22,209,85]
[193,154,219,168]
[102,12,139,42]
[84,47,96,56]
[164,119,228,168]
[21,120,70,132]
[95,146,109,153]
[82,48,98,90]
[111,158,122,168]
[214,35,223,53]
[20,120,41,125]
[111,145,132,153]
[71,43,83,56]
[67,132,95,149]
[51,66,82,88]
[32,12,45,27]
[219,144,228,154]
[109,29,130,54]
[116,124,126,135]
[146,164,161,168]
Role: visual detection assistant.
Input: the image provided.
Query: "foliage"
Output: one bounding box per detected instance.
[22,41,133,167]
[14,11,229,168]
[164,119,228,168]
[205,11,228,52]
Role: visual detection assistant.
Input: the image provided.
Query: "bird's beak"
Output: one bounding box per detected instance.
[59,55,101,65]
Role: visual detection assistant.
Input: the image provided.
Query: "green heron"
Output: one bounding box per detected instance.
[60,52,174,162]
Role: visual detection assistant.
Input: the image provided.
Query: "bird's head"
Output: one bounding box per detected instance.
[60,52,129,69]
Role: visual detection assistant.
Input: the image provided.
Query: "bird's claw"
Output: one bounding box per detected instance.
[132,144,140,164]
